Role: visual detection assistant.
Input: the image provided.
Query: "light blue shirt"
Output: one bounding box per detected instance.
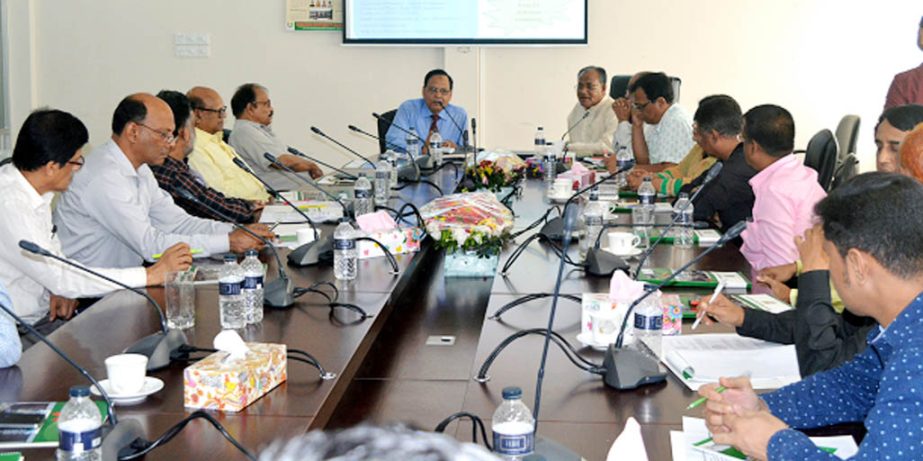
[0,281,22,368]
[385,98,468,152]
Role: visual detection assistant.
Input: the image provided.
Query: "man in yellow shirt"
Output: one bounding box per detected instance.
[186,86,270,201]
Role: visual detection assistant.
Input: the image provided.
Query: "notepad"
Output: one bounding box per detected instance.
[661,334,801,390]
[259,201,343,224]
[734,293,794,314]
[638,269,750,290]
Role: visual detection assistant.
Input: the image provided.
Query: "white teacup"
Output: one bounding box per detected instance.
[608,231,641,254]
[104,354,148,395]
[552,178,570,196]
[589,309,621,345]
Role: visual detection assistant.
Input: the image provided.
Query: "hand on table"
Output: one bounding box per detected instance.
[711,408,788,461]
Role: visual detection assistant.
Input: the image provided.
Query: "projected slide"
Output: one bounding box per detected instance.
[344,0,586,44]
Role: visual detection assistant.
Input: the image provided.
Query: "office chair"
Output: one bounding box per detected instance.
[610,75,682,103]
[376,109,397,154]
[834,115,860,160]
[800,129,839,191]
[222,128,232,144]
[0,157,11,167]
[830,153,859,191]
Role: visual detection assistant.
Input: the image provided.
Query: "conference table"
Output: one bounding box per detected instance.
[9,167,758,461]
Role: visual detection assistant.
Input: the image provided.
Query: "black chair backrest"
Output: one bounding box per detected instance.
[376,109,397,154]
[834,115,860,160]
[222,128,232,144]
[803,129,839,191]
[830,154,859,191]
[0,157,11,167]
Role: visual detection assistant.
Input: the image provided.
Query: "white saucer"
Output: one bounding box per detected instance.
[91,377,164,406]
[548,192,570,203]
[575,332,611,351]
[605,246,644,257]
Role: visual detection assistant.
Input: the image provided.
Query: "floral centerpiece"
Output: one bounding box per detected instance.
[419,192,514,276]
[458,156,526,193]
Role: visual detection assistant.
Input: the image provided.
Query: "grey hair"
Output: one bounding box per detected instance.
[258,424,500,461]
[577,66,607,86]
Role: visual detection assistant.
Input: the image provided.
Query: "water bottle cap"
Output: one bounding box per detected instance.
[69,385,90,397]
[223,254,238,263]
[501,386,522,399]
[244,249,258,257]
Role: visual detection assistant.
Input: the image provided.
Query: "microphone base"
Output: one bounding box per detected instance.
[264,277,295,309]
[602,345,667,390]
[417,154,435,170]
[540,217,574,242]
[517,436,582,460]
[287,234,334,267]
[584,249,629,277]
[101,419,147,461]
[124,329,188,371]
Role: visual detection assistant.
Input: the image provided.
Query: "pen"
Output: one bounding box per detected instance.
[686,385,726,410]
[268,221,281,231]
[152,248,203,259]
[692,280,726,330]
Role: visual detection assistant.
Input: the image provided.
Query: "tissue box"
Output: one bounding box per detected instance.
[661,294,683,335]
[560,170,596,190]
[183,342,287,412]
[357,227,424,260]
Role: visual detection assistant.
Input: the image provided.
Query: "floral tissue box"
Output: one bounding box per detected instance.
[184,342,287,412]
[357,227,424,260]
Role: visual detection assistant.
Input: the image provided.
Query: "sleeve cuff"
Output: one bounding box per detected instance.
[768,428,834,460]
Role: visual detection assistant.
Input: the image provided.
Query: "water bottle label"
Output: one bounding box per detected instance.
[586,216,603,226]
[354,189,372,199]
[334,238,356,251]
[639,193,656,206]
[534,138,544,146]
[59,427,101,453]
[493,431,534,456]
[634,312,662,331]
[219,281,242,296]
[617,159,632,169]
[243,275,263,290]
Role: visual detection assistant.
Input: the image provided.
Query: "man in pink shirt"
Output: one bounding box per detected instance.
[740,105,827,272]
[884,16,923,109]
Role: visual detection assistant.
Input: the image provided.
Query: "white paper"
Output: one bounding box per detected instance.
[661,334,801,390]
[735,294,794,314]
[707,272,748,290]
[682,417,858,460]
[272,224,319,249]
[259,201,344,224]
[694,229,721,245]
[607,417,648,461]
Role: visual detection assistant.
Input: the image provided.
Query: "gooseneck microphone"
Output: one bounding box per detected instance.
[436,101,468,148]
[232,157,319,241]
[347,125,403,152]
[286,146,358,181]
[603,220,748,390]
[174,188,294,309]
[18,240,187,371]
[348,124,421,181]
[264,153,347,209]
[632,161,725,278]
[310,126,377,169]
[560,110,590,141]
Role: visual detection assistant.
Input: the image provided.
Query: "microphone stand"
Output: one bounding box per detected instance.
[560,111,590,141]
[233,157,332,267]
[310,126,377,169]
[348,124,421,182]
[18,240,187,372]
[603,220,747,390]
[286,146,358,180]
[372,112,435,171]
[175,188,294,308]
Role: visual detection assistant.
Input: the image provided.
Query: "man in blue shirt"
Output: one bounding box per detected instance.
[385,69,468,154]
[699,172,923,460]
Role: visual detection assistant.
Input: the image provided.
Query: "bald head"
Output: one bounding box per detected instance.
[187,86,227,134]
[112,92,175,169]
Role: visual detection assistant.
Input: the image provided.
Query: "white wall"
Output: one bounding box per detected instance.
[11,0,923,172]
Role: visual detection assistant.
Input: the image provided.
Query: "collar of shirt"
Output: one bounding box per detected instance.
[5,166,53,214]
[102,139,141,179]
[196,127,225,145]
[236,119,273,136]
[868,293,923,351]
[413,98,451,122]
[748,152,798,190]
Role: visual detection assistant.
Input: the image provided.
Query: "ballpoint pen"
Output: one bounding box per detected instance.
[152,248,203,259]
[692,279,726,330]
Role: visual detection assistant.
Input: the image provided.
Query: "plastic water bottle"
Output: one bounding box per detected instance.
[543,146,557,187]
[429,131,443,166]
[56,386,102,461]
[407,128,421,160]
[580,187,605,259]
[673,192,695,248]
[534,126,545,152]
[353,173,373,217]
[218,254,246,329]
[635,175,656,247]
[333,221,358,281]
[638,175,656,207]
[374,160,392,206]
[633,286,663,358]
[615,145,633,189]
[492,386,535,460]
[241,249,264,324]
[386,152,399,188]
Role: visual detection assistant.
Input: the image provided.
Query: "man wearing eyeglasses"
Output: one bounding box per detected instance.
[228,83,323,191]
[385,69,468,154]
[564,66,618,157]
[186,86,270,202]
[620,72,693,171]
[54,93,273,269]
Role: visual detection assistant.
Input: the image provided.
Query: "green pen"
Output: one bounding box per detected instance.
[152,248,203,259]
[686,385,726,410]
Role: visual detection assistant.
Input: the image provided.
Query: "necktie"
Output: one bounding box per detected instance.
[429,113,439,136]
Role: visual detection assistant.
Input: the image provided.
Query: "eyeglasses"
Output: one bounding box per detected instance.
[136,122,176,144]
[67,157,85,169]
[575,83,602,92]
[632,101,651,111]
[196,105,227,116]
[425,87,451,96]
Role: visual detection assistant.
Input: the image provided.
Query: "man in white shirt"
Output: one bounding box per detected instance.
[564,66,619,157]
[54,93,273,269]
[0,109,191,346]
[619,72,693,172]
[228,83,322,191]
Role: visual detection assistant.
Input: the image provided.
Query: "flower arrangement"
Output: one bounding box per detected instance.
[419,192,514,258]
[458,159,526,193]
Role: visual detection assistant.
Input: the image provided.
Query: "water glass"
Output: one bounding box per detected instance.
[165,270,195,329]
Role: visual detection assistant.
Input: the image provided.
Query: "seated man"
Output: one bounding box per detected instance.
[186,86,270,201]
[0,109,189,347]
[385,68,468,154]
[54,93,272,269]
[623,72,693,170]
[0,282,21,368]
[228,83,322,191]
[152,90,260,223]
[700,172,923,460]
[874,103,923,172]
[563,66,618,157]
[624,144,714,196]
[883,16,923,109]
[739,104,826,272]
